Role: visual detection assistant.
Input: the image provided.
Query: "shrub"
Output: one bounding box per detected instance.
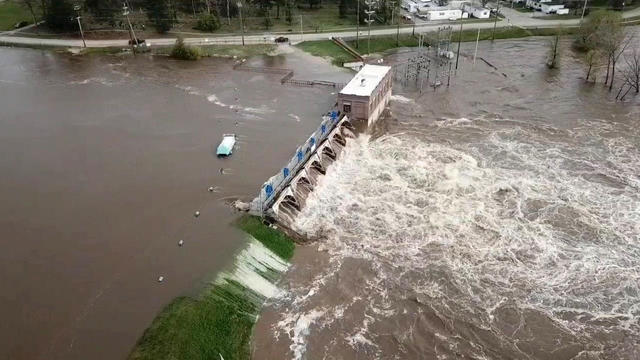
[170,37,202,60]
[46,0,76,32]
[194,14,220,32]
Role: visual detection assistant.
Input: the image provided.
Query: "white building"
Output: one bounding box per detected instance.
[525,0,551,9]
[419,8,464,20]
[462,3,490,18]
[540,1,567,13]
[337,65,393,127]
[402,0,420,13]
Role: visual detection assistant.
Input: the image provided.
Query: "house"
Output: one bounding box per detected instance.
[540,1,566,13]
[525,0,552,10]
[418,8,464,20]
[462,4,490,18]
[402,0,420,13]
[337,65,393,127]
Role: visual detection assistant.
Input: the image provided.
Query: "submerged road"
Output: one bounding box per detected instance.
[1,7,639,48]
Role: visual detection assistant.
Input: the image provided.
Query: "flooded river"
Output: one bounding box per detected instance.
[0,46,350,360]
[253,38,640,359]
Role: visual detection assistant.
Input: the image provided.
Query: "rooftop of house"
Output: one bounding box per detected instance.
[339,65,392,97]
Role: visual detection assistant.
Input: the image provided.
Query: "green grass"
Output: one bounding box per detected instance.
[0,0,36,31]
[129,280,260,360]
[296,39,357,65]
[297,26,578,62]
[235,215,295,260]
[129,215,295,360]
[153,44,277,58]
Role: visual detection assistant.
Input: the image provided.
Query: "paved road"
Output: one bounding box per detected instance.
[0,6,638,48]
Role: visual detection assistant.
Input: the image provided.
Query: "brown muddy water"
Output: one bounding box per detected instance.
[253,37,640,359]
[0,46,351,360]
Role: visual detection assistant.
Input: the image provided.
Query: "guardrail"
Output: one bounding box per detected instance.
[255,111,342,214]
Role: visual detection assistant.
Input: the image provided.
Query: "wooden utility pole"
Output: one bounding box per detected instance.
[123,2,139,48]
[227,0,231,25]
[455,20,462,70]
[491,0,500,41]
[238,1,245,45]
[356,0,360,48]
[473,28,480,66]
[300,15,303,42]
[73,4,86,48]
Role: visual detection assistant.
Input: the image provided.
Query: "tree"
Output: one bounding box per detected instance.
[143,0,175,33]
[480,0,490,7]
[84,0,122,24]
[307,0,320,9]
[194,13,220,31]
[616,47,640,100]
[285,0,293,24]
[339,0,347,18]
[20,0,39,27]
[46,0,76,32]
[584,49,601,81]
[546,31,561,69]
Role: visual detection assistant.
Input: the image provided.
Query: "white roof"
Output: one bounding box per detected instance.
[340,64,391,97]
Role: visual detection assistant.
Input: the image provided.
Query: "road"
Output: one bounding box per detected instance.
[0,6,638,48]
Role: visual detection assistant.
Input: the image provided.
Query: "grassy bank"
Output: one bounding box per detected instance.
[152,43,277,59]
[129,215,294,360]
[296,26,579,64]
[0,0,36,31]
[296,40,357,65]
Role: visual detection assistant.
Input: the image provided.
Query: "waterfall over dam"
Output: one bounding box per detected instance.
[247,64,393,225]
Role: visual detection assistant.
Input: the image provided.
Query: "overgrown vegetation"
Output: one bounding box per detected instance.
[235,215,295,260]
[129,215,295,360]
[193,13,221,31]
[169,37,202,60]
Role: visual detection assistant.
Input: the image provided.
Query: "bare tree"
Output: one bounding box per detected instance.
[616,47,640,100]
[547,32,561,69]
[584,49,600,82]
[606,33,634,91]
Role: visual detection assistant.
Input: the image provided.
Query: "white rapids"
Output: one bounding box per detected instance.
[269,116,640,359]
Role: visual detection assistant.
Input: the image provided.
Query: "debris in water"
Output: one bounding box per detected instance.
[208,186,215,192]
[178,240,184,246]
[194,211,200,217]
[158,276,164,283]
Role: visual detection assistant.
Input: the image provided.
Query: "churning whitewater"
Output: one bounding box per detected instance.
[270,114,640,359]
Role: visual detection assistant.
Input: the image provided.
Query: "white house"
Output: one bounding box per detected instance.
[419,8,463,20]
[402,0,420,13]
[540,1,566,13]
[462,4,490,18]
[525,0,551,9]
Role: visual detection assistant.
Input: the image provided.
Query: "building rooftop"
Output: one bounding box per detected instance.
[340,65,392,97]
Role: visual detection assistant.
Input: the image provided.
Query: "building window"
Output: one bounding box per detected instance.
[343,103,351,113]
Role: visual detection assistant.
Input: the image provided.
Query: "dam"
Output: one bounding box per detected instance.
[247,64,393,222]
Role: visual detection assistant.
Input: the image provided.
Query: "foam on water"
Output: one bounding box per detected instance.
[273,117,640,358]
[217,236,289,299]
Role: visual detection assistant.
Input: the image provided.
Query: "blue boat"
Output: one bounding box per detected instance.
[216,134,236,156]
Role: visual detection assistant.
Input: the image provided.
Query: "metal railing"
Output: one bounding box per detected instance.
[255,111,343,214]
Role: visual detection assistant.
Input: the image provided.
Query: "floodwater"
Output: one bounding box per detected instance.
[253,38,640,359]
[0,46,351,360]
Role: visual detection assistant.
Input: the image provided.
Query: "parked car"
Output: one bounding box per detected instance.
[128,39,146,45]
[275,36,289,43]
[14,21,29,29]
[402,14,413,21]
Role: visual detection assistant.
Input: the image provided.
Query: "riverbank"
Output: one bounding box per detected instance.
[129,215,295,360]
[296,26,580,64]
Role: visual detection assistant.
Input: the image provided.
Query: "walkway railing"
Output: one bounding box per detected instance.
[254,111,342,214]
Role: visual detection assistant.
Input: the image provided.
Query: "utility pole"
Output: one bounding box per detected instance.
[491,0,500,41]
[396,9,400,46]
[390,1,396,24]
[123,2,138,48]
[455,20,462,70]
[73,4,86,48]
[300,15,303,42]
[356,0,360,48]
[364,0,376,55]
[227,0,231,25]
[473,28,480,66]
[238,1,245,45]
[580,0,588,22]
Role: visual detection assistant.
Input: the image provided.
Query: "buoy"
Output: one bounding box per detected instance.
[158,276,164,283]
[178,240,184,246]
[208,186,214,192]
[194,211,200,217]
